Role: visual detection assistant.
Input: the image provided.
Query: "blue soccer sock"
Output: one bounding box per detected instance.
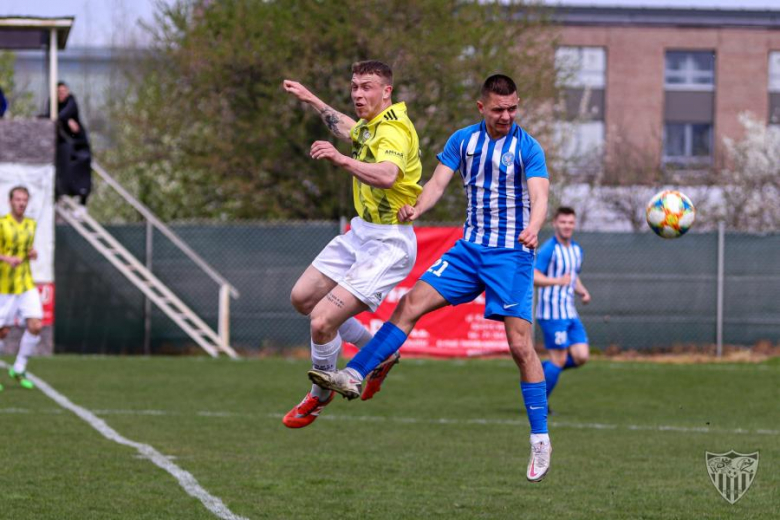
[542,360,563,397]
[346,322,407,378]
[563,353,578,370]
[520,381,548,434]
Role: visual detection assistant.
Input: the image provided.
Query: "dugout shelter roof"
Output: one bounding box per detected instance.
[0,17,73,50]
[0,16,74,121]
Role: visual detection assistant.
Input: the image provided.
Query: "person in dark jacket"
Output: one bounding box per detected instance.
[0,85,7,118]
[54,81,92,218]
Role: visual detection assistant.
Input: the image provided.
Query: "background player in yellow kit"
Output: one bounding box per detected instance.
[0,186,44,391]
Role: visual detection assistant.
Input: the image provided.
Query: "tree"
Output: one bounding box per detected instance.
[550,121,664,232]
[100,0,559,221]
[0,52,36,118]
[706,112,780,232]
[594,132,665,232]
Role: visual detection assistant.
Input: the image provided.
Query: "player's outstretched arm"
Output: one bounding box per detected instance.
[283,80,356,142]
[398,163,455,222]
[517,177,549,249]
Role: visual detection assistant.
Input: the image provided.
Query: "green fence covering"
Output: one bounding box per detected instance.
[54,223,780,354]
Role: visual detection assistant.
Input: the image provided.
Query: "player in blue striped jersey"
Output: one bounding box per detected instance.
[310,75,553,482]
[534,207,591,407]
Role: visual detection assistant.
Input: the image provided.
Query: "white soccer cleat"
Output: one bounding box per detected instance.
[308,369,362,400]
[526,441,552,482]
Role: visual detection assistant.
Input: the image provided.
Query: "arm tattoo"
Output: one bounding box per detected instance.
[321,109,347,139]
[326,292,345,309]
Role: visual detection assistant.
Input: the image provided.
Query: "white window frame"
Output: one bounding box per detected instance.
[556,46,606,89]
[665,51,715,92]
[769,51,780,92]
[662,122,713,164]
[553,121,605,172]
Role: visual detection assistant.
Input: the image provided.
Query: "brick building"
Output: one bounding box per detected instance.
[550,5,780,171]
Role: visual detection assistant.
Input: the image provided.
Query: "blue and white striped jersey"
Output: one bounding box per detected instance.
[535,236,583,320]
[436,121,548,251]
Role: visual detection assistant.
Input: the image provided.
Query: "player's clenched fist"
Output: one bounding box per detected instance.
[517,227,539,249]
[283,80,314,104]
[397,204,418,222]
[310,141,344,165]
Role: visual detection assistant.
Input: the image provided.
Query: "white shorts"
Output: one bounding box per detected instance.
[313,217,417,311]
[0,288,44,326]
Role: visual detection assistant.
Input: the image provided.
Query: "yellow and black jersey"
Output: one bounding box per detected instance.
[0,214,36,294]
[350,101,422,225]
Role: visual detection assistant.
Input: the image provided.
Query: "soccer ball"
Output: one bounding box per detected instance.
[646,190,696,239]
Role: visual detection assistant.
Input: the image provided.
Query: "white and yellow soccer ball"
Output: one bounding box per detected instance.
[646,190,696,239]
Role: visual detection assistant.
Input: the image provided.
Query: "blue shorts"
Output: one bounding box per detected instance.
[419,239,534,323]
[537,318,589,350]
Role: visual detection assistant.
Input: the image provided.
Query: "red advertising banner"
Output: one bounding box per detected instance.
[346,227,510,358]
[39,283,55,326]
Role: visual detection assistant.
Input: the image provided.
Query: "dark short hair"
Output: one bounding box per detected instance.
[481,74,517,99]
[554,206,576,218]
[9,186,29,199]
[352,60,393,85]
[57,81,68,87]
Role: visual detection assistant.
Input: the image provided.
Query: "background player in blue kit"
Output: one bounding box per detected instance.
[310,74,553,482]
[534,207,591,407]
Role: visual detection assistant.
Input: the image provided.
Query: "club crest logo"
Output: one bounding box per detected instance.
[362,129,371,141]
[501,152,514,166]
[705,451,759,504]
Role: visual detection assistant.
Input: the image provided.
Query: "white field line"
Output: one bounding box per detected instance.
[2,405,776,436]
[0,363,248,520]
[309,414,780,436]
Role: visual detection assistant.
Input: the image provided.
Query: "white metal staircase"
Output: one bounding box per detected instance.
[56,162,240,358]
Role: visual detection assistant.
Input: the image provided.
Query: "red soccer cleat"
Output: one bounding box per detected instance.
[282,391,334,428]
[361,352,400,401]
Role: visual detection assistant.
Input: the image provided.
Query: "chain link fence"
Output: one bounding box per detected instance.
[558,230,780,349]
[54,221,780,354]
[55,221,338,354]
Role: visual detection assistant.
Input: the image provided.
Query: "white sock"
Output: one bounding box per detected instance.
[310,333,342,399]
[338,317,373,348]
[530,433,551,445]
[13,330,40,374]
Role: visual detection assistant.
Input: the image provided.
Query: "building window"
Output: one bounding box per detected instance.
[554,121,605,166]
[556,46,606,88]
[769,51,780,92]
[556,47,606,121]
[768,52,780,125]
[665,51,715,90]
[663,123,712,163]
[555,46,606,172]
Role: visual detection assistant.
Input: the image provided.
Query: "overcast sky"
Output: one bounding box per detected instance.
[0,0,170,48]
[1,0,779,48]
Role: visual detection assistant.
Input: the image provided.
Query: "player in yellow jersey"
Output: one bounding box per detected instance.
[281,60,422,427]
[0,187,43,391]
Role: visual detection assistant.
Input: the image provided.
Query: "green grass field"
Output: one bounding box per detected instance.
[0,355,777,519]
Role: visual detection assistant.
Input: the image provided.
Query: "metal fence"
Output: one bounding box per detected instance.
[566,226,780,350]
[54,221,338,354]
[54,222,780,354]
